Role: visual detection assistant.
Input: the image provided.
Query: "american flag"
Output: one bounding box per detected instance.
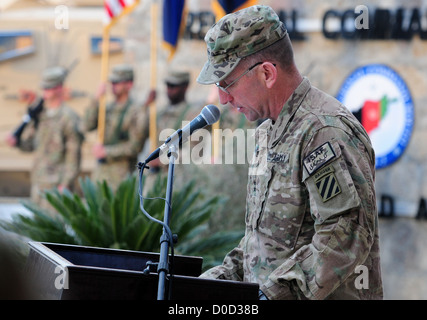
[103,0,138,26]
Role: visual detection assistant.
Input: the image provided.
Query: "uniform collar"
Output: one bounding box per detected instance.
[43,103,64,118]
[116,98,132,110]
[268,77,311,147]
[163,100,188,114]
[169,100,188,109]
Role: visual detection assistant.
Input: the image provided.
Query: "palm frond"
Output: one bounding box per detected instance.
[3,173,239,271]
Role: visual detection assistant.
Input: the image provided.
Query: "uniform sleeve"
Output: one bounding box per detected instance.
[261,126,376,300]
[16,120,37,152]
[199,237,245,282]
[61,114,84,188]
[104,106,149,160]
[83,99,99,132]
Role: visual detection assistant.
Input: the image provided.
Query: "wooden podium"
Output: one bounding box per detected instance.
[25,242,259,300]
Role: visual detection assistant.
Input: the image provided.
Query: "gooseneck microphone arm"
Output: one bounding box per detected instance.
[137,104,220,300]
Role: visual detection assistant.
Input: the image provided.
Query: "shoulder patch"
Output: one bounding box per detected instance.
[314,165,341,202]
[303,142,336,175]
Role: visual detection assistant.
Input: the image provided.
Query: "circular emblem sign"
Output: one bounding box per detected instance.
[336,64,414,169]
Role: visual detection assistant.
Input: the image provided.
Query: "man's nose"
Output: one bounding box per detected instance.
[218,88,232,105]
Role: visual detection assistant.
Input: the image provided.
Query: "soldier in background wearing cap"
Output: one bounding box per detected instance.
[5,66,84,211]
[84,64,155,190]
[197,5,383,300]
[149,70,197,172]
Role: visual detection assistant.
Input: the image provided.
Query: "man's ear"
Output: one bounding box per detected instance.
[261,62,277,89]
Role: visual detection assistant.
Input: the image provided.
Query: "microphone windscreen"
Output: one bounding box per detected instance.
[201,104,220,125]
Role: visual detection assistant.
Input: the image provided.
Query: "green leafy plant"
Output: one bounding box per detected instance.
[1,174,243,270]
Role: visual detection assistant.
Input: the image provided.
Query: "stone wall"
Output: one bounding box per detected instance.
[128,0,427,217]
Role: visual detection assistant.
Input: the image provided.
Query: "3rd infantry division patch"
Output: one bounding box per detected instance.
[314,167,341,202]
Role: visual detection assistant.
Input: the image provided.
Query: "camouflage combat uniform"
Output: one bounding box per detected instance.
[200,78,383,299]
[156,70,197,167]
[84,98,149,188]
[84,64,149,189]
[15,66,83,208]
[197,5,383,300]
[156,100,194,163]
[18,104,83,205]
[158,101,193,138]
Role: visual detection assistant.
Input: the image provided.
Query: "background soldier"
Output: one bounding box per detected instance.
[84,64,154,190]
[150,70,197,172]
[5,66,84,211]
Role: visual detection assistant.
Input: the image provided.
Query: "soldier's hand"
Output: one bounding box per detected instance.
[92,142,107,160]
[5,133,17,147]
[19,89,37,105]
[95,82,107,100]
[145,89,156,106]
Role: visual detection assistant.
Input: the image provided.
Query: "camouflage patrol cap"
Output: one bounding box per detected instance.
[109,64,134,83]
[197,5,287,85]
[165,70,190,86]
[41,66,66,89]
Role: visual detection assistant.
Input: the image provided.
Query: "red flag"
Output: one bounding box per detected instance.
[362,100,381,134]
[103,0,138,27]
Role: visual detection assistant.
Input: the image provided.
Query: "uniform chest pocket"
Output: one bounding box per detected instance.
[247,161,306,249]
[246,160,274,228]
[38,125,65,162]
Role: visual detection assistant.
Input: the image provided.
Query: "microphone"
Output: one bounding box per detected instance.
[145,104,220,163]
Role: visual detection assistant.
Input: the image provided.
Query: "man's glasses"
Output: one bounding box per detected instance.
[215,61,264,95]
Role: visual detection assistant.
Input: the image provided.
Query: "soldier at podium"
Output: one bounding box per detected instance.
[195,5,383,300]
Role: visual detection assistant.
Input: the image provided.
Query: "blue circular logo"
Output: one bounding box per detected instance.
[337,64,414,169]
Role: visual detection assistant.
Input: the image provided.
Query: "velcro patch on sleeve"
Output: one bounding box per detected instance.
[314,165,341,202]
[303,142,336,175]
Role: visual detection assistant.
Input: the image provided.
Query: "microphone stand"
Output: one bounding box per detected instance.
[157,143,177,300]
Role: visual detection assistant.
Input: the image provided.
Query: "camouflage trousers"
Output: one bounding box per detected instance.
[31,183,60,217]
[92,159,135,191]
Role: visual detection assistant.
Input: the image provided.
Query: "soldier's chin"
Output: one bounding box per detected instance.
[239,109,256,122]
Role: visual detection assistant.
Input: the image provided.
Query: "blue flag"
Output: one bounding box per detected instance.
[212,0,258,21]
[162,0,187,60]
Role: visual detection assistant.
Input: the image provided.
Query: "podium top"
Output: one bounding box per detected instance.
[28,241,203,277]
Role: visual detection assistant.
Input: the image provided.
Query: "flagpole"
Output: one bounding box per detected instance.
[97,25,111,144]
[98,0,141,144]
[149,0,158,153]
